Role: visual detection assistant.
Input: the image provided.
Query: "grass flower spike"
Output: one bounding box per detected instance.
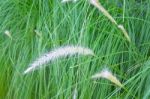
[89,0,117,25]
[73,87,78,99]
[61,0,77,3]
[91,69,123,87]
[118,25,131,42]
[4,30,12,39]
[23,45,94,74]
[89,0,131,42]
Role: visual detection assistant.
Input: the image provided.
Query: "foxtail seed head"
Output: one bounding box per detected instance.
[4,30,12,39]
[91,69,123,87]
[89,0,117,25]
[23,45,94,74]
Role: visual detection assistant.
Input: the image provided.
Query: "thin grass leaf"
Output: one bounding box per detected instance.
[34,30,42,37]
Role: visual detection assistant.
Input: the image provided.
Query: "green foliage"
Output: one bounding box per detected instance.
[0,0,150,98]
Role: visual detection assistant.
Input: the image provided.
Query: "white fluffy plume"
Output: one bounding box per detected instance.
[91,69,123,87]
[23,45,94,74]
[61,0,77,3]
[4,30,12,39]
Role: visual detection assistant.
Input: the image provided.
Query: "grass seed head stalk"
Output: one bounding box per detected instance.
[91,69,123,87]
[118,25,131,42]
[23,45,94,74]
[89,0,131,42]
[89,0,117,25]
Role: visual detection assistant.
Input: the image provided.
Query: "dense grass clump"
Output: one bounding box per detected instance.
[0,0,150,98]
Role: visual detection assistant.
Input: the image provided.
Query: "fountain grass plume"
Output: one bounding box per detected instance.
[89,0,117,25]
[73,87,78,99]
[61,0,77,3]
[4,30,12,39]
[23,45,94,74]
[118,25,131,42]
[91,69,123,87]
[89,0,131,42]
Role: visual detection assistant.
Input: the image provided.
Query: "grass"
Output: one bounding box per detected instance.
[0,0,150,98]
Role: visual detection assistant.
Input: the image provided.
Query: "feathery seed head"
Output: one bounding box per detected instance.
[89,0,117,25]
[91,69,123,87]
[89,0,98,6]
[23,45,94,74]
[118,25,131,42]
[90,0,131,42]
[4,30,12,39]
[73,87,78,99]
[61,0,77,3]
